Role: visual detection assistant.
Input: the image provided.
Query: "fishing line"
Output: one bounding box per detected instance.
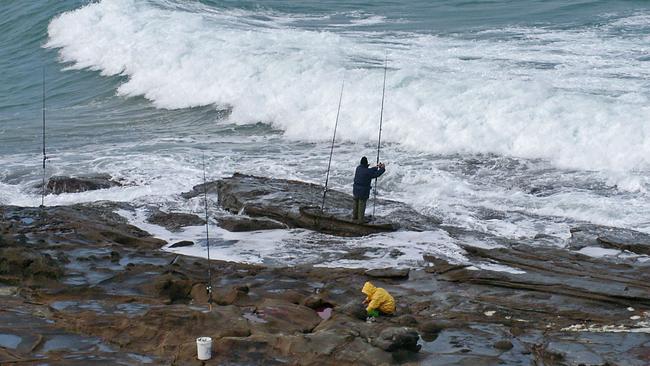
[321,76,346,211]
[202,153,214,309]
[41,66,48,210]
[372,52,388,217]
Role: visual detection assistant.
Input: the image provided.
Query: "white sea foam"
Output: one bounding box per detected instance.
[46,0,650,178]
[114,207,473,269]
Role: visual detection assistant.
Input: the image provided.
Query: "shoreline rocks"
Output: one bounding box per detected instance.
[1,202,649,365]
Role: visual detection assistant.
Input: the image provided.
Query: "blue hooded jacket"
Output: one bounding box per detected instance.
[353,164,385,200]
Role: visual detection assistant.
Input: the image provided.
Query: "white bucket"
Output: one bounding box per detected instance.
[196,336,212,360]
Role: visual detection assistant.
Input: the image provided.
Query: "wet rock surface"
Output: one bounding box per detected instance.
[216,215,287,232]
[147,209,206,232]
[0,202,649,365]
[45,174,122,194]
[184,173,441,236]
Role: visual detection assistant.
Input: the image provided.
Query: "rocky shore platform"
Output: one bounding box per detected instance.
[1,175,650,365]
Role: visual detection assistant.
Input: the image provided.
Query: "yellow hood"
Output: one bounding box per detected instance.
[362,281,376,296]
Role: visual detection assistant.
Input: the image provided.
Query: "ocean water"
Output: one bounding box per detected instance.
[2,0,650,267]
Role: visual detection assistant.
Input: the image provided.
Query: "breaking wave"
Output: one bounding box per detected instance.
[46,0,650,174]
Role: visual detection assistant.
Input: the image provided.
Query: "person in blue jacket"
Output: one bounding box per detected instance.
[352,156,385,222]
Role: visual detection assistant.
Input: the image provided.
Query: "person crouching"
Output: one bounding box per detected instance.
[362,281,395,322]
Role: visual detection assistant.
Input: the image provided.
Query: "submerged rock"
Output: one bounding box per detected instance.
[147,210,205,232]
[169,240,194,248]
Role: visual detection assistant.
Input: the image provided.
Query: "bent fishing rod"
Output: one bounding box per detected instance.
[201,153,214,310]
[321,77,346,211]
[372,53,388,217]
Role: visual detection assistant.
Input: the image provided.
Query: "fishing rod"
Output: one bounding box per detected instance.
[321,77,345,211]
[41,67,47,209]
[372,53,388,217]
[201,153,214,310]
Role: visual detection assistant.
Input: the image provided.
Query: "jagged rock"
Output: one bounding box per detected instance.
[217,216,287,232]
[147,210,205,232]
[45,174,122,194]
[365,268,410,279]
[371,327,421,353]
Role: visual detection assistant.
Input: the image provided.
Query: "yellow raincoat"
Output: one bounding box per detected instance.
[362,281,395,314]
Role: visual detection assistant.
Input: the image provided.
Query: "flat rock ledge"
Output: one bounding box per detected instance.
[183,173,441,236]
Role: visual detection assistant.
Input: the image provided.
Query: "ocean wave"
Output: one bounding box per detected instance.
[46,0,650,175]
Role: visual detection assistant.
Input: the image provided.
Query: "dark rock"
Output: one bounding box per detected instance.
[190,282,210,304]
[180,181,219,199]
[206,173,441,237]
[45,174,122,194]
[419,320,452,335]
[215,286,250,306]
[339,302,368,321]
[147,210,205,232]
[371,327,421,353]
[569,224,650,255]
[395,314,418,326]
[445,245,650,307]
[598,235,650,256]
[365,268,409,279]
[150,272,192,303]
[494,340,513,351]
[301,295,328,309]
[109,250,120,263]
[169,240,194,248]
[217,216,287,232]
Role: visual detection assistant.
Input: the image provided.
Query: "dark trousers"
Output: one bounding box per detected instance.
[352,198,367,222]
